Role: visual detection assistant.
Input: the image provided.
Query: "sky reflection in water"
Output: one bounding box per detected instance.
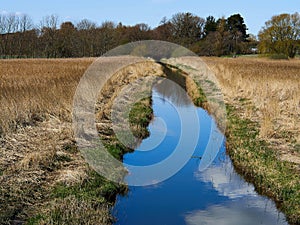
[113,83,287,225]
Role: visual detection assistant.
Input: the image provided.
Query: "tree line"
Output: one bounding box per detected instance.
[0,12,299,58]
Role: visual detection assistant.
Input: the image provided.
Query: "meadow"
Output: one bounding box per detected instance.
[203,57,300,164]
[203,57,300,224]
[0,57,299,224]
[0,58,162,224]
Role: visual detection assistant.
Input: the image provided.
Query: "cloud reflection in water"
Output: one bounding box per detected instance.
[185,159,288,225]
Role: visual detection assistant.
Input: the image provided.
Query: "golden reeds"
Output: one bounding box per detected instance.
[0,58,94,135]
[203,57,300,164]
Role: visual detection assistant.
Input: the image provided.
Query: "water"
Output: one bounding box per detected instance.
[113,81,288,225]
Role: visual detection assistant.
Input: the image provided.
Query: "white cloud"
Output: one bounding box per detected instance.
[185,199,288,225]
[195,159,256,199]
[189,159,288,225]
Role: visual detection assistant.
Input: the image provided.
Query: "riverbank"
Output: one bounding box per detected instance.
[203,57,300,225]
[1,57,299,224]
[0,59,163,224]
[161,57,299,224]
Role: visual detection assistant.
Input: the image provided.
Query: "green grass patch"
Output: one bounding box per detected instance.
[226,104,300,225]
[25,214,44,225]
[129,98,153,139]
[52,170,127,203]
[105,142,130,161]
[194,84,208,107]
[269,53,289,60]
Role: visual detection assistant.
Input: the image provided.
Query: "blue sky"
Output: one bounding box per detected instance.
[1,0,299,35]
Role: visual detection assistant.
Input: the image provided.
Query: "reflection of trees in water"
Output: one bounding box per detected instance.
[153,79,192,107]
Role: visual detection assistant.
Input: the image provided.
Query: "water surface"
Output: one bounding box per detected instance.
[113,81,287,225]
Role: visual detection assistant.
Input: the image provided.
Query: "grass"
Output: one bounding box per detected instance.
[0,58,94,136]
[203,57,300,166]
[1,56,299,224]
[25,158,127,225]
[202,57,300,224]
[226,104,300,224]
[129,98,153,138]
[0,58,162,224]
[0,58,95,224]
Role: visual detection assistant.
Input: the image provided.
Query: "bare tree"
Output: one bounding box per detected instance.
[39,14,59,31]
[5,14,19,33]
[0,14,6,34]
[19,14,33,32]
[76,19,96,30]
[39,15,59,57]
[0,14,20,57]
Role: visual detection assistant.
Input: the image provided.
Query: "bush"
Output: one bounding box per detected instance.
[268,53,289,60]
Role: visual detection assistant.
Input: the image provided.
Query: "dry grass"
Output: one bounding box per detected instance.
[1,57,299,223]
[0,58,94,136]
[202,57,300,224]
[0,58,163,224]
[0,58,96,223]
[0,117,87,223]
[203,57,300,165]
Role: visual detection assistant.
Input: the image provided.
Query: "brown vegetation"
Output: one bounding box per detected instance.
[0,58,95,223]
[1,57,299,224]
[0,58,93,136]
[0,58,164,224]
[203,57,300,165]
[203,57,300,224]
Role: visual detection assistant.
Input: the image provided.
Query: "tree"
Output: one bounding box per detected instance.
[19,14,33,32]
[226,14,247,40]
[0,14,20,57]
[39,15,59,57]
[76,19,97,57]
[225,14,248,54]
[152,17,173,41]
[204,16,218,36]
[57,22,77,57]
[170,12,205,47]
[126,23,151,41]
[258,12,300,58]
[198,17,232,56]
[76,19,96,30]
[197,14,249,56]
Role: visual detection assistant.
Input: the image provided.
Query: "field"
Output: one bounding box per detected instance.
[203,57,300,224]
[0,58,164,224]
[0,57,299,224]
[203,57,300,165]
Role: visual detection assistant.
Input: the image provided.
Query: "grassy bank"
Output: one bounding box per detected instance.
[202,57,300,224]
[1,57,299,224]
[30,97,153,225]
[0,58,162,224]
[163,57,300,224]
[226,104,300,224]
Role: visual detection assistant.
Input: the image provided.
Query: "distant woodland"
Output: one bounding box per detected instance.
[0,12,299,58]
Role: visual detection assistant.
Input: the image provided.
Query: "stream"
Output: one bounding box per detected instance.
[112,79,288,225]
